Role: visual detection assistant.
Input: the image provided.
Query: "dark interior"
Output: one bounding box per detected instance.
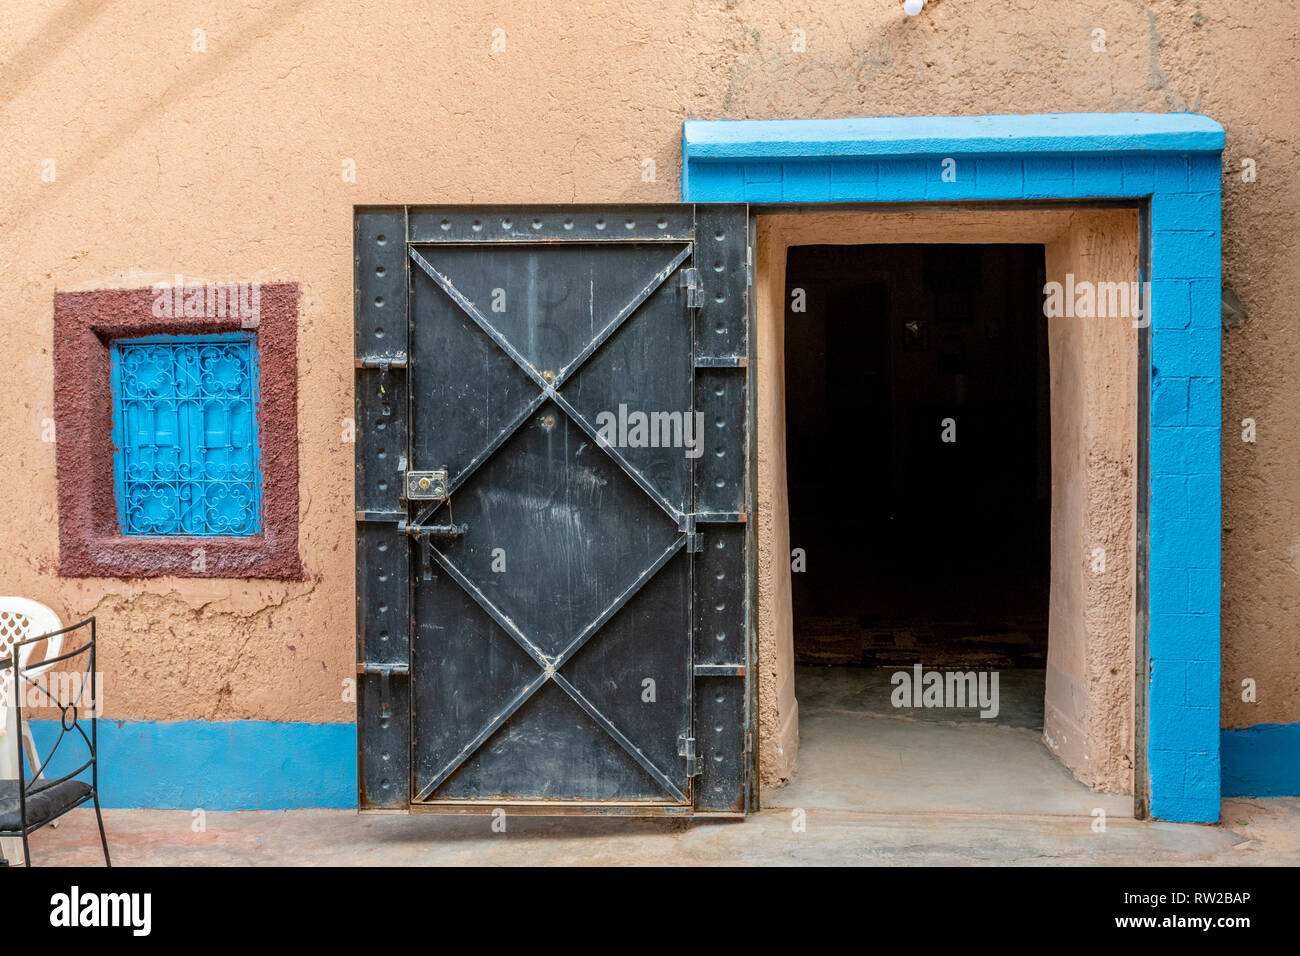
[784,243,1050,668]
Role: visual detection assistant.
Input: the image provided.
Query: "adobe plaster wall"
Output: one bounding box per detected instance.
[1042,210,1139,794]
[0,1,1294,729]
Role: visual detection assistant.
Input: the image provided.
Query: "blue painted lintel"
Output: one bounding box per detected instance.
[683,112,1226,162]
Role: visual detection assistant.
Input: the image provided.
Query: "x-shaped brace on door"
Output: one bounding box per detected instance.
[407,243,697,803]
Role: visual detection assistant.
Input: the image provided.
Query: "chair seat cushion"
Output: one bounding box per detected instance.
[0,778,92,831]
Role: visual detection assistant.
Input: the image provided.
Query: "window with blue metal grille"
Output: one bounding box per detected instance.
[109,333,262,536]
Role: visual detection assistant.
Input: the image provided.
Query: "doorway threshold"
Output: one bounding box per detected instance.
[764,666,1135,818]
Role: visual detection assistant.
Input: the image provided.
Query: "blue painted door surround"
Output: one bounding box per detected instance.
[683,113,1225,823]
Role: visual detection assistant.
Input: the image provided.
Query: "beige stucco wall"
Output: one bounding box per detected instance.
[0,1,1296,729]
[1042,210,1138,794]
[753,211,1136,793]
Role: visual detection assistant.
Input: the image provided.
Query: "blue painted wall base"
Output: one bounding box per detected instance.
[30,719,355,809]
[26,719,1299,808]
[1222,722,1300,798]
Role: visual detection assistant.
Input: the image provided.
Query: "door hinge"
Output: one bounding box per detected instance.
[680,267,703,308]
[678,735,700,777]
[686,530,703,553]
[355,353,408,370]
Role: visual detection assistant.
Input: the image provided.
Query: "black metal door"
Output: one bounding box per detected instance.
[354,205,751,815]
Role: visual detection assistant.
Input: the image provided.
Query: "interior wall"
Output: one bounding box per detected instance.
[755,209,1137,795]
[754,220,800,784]
[1042,210,1140,794]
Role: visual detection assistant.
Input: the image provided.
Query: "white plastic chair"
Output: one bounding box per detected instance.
[0,598,65,864]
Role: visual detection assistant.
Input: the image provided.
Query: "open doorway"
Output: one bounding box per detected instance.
[785,243,1049,670]
[753,210,1139,817]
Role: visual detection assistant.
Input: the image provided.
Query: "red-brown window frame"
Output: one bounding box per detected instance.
[54,283,303,579]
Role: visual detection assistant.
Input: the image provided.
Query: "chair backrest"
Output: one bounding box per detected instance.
[6,616,98,802]
[0,598,64,726]
[0,598,64,668]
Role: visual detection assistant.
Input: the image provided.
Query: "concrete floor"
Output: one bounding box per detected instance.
[769,666,1134,817]
[21,798,1300,866]
[19,665,1300,865]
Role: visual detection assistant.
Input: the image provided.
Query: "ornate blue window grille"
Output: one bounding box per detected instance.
[109,333,262,536]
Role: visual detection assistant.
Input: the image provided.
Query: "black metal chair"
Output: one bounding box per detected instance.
[0,616,110,866]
